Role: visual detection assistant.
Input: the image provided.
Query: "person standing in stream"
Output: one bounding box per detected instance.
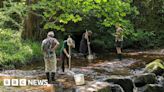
[60,35,75,72]
[79,31,92,57]
[41,31,60,84]
[115,24,124,61]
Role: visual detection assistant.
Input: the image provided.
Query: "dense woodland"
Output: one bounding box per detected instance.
[0,0,163,68]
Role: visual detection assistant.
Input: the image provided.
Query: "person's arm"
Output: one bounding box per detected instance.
[63,48,70,58]
[52,39,60,51]
[84,32,88,40]
[84,32,91,45]
[41,40,45,52]
[115,33,118,42]
[54,43,59,50]
[63,41,70,58]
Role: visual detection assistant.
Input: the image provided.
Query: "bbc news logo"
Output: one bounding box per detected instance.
[3,79,48,86]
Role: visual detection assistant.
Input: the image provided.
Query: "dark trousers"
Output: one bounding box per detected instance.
[46,72,55,84]
[60,53,69,72]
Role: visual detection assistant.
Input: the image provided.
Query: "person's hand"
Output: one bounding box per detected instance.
[67,54,71,58]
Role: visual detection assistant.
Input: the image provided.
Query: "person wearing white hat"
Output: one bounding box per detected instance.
[60,35,75,72]
[41,31,59,84]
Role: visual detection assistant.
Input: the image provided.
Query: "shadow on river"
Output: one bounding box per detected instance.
[0,49,164,92]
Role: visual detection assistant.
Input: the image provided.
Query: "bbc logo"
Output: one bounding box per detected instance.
[3,79,27,86]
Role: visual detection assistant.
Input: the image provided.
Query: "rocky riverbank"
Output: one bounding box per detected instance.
[0,49,164,92]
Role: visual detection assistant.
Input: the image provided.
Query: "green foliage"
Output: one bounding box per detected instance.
[91,22,158,50]
[29,0,141,51]
[0,0,163,70]
[31,0,136,31]
[0,28,31,66]
[0,28,42,68]
[132,0,164,32]
[24,40,42,58]
[0,0,27,30]
[92,30,115,52]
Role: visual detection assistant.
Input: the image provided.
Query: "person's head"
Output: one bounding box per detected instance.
[67,33,72,38]
[47,31,54,37]
[87,31,92,36]
[64,33,72,40]
[66,34,74,47]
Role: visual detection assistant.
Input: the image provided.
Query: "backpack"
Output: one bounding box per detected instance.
[42,37,55,58]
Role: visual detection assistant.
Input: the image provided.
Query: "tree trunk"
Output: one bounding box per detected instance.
[0,0,4,8]
[22,0,46,41]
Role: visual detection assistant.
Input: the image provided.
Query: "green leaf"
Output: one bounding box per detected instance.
[103,0,107,2]
[95,0,101,3]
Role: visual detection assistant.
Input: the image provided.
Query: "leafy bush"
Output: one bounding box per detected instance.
[0,28,42,68]
[0,0,26,30]
[91,23,161,51]
[0,28,68,68]
[24,40,42,58]
[0,28,31,66]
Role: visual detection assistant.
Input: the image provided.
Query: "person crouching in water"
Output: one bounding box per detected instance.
[41,31,59,84]
[115,24,123,61]
[60,35,75,72]
[79,31,92,57]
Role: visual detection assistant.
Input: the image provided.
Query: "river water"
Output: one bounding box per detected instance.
[0,51,164,92]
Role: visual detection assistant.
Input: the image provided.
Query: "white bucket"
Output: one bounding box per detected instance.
[74,74,85,85]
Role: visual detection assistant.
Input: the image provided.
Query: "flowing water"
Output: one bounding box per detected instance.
[0,51,164,92]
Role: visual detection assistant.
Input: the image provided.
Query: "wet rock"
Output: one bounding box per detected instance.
[133,73,156,87]
[0,70,45,78]
[157,76,164,87]
[110,84,124,92]
[144,59,164,75]
[137,84,164,92]
[160,49,164,54]
[71,68,95,76]
[105,76,134,92]
[72,53,86,59]
[74,81,111,92]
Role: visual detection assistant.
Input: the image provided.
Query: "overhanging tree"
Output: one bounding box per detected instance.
[22,0,137,40]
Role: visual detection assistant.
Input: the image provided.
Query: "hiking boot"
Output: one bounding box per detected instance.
[117,54,122,61]
[51,72,56,82]
[118,54,122,61]
[46,72,50,84]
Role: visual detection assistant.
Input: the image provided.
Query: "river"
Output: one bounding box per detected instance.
[0,50,164,92]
